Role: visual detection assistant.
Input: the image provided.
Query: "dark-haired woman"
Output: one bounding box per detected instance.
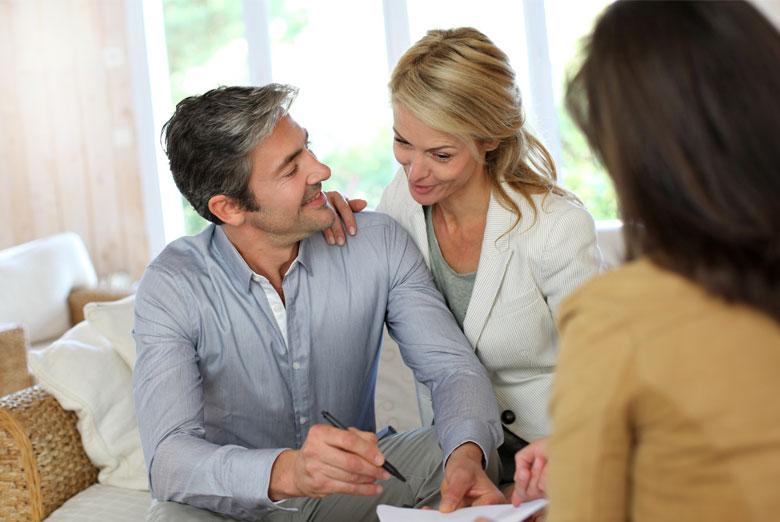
[512,1,780,521]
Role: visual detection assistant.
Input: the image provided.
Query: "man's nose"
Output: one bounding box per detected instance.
[309,155,331,184]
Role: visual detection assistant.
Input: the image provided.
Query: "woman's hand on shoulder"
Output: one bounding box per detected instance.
[324,191,367,246]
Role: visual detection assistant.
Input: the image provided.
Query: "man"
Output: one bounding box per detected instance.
[133,84,503,521]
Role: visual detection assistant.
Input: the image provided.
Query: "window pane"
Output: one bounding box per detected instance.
[162,0,249,234]
[546,0,618,220]
[268,0,394,206]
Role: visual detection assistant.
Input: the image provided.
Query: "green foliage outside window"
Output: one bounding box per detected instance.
[320,127,396,207]
[558,110,618,220]
[163,0,245,106]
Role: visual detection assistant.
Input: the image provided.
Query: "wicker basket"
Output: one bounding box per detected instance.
[0,385,98,521]
[0,326,33,397]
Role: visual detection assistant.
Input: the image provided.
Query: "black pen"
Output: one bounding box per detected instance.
[321,410,407,483]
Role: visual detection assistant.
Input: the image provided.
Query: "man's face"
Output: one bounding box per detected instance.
[242,115,335,242]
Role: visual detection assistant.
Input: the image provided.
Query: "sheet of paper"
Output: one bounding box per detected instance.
[377,499,548,522]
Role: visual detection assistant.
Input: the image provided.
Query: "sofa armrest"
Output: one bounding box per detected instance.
[68,287,132,325]
[0,385,98,521]
[0,325,33,397]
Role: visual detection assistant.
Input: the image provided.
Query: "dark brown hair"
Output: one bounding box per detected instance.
[567,0,780,321]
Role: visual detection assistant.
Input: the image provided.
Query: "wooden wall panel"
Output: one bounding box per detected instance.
[0,0,148,280]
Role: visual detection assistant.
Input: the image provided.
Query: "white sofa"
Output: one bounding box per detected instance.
[0,232,97,350]
[0,223,624,521]
[0,233,131,398]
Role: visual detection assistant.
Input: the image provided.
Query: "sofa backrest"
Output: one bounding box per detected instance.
[595,220,625,269]
[0,232,97,343]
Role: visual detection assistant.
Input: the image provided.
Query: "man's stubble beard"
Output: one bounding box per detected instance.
[248,204,336,245]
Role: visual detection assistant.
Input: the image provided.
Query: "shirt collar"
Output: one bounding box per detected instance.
[211,225,313,293]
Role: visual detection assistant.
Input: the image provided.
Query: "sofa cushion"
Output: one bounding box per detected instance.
[28,322,148,490]
[0,232,97,343]
[44,484,150,521]
[595,220,625,268]
[85,295,136,369]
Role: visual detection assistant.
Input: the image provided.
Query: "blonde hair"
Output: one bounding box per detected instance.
[390,27,568,230]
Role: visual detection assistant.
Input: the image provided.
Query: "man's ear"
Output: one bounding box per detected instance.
[208,195,245,226]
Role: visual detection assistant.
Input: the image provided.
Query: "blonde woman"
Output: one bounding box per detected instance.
[327,27,602,486]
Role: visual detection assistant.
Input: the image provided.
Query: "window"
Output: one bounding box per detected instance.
[546,0,617,219]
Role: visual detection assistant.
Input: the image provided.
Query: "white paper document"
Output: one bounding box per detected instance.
[377,499,548,522]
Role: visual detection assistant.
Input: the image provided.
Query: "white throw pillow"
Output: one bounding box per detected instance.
[28,322,148,491]
[84,295,136,369]
[0,232,97,343]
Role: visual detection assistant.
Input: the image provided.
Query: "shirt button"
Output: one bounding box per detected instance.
[300,416,307,424]
[501,410,516,424]
[292,362,301,370]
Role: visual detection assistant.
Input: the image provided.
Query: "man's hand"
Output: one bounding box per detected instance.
[439,442,504,513]
[269,424,390,500]
[323,191,367,246]
[511,437,548,506]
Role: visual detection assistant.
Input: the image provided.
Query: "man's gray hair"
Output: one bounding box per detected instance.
[162,84,298,224]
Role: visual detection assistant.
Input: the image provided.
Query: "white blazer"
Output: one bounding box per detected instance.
[378,169,603,441]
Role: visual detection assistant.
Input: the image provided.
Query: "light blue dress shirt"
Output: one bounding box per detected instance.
[132,212,502,519]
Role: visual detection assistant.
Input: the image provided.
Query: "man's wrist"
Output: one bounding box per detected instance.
[447,441,485,468]
[268,449,300,501]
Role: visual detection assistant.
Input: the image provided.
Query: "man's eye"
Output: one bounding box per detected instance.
[305,140,317,158]
[285,166,298,177]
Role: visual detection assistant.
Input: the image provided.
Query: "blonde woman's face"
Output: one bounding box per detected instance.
[392,104,490,206]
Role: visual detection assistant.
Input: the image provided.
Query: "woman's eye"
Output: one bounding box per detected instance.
[434,153,451,161]
[394,137,410,146]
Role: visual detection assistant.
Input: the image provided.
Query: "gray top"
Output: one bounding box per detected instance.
[425,206,476,330]
[132,212,502,520]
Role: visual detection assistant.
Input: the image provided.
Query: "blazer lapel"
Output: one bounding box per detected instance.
[462,193,514,347]
[396,181,430,267]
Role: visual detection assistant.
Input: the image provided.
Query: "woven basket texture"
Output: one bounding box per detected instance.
[67,288,131,325]
[0,326,34,397]
[0,385,98,521]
